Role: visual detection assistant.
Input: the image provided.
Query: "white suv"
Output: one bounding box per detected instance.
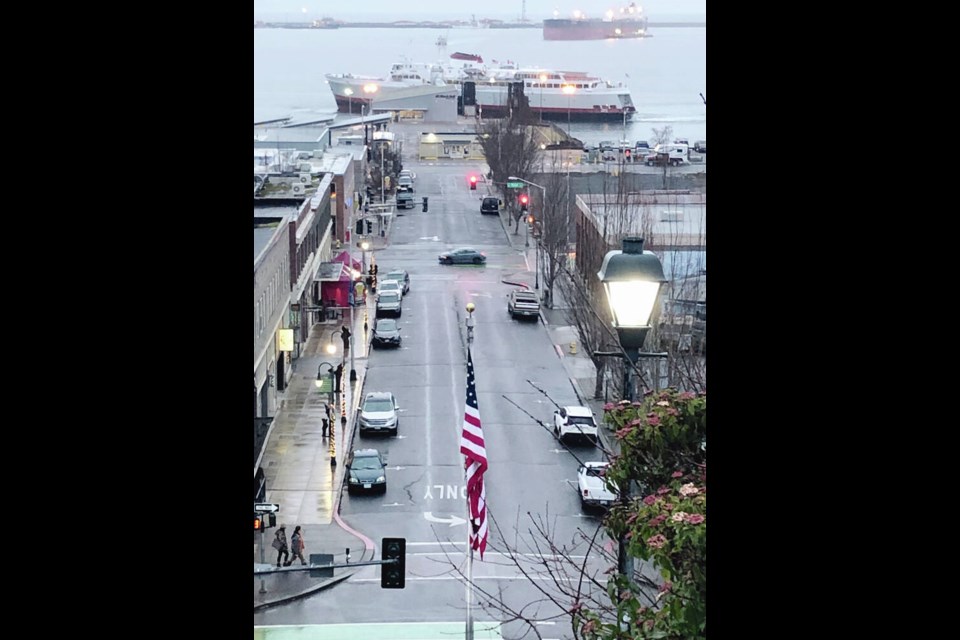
[578,461,618,509]
[553,406,599,443]
[359,392,399,436]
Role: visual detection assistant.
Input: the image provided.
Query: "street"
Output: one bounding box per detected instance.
[254,163,619,639]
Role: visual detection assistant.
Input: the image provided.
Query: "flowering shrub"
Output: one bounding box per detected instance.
[575,389,706,639]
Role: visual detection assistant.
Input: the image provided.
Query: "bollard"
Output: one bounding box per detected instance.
[569,342,577,354]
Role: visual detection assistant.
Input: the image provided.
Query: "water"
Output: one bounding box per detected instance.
[253,26,705,147]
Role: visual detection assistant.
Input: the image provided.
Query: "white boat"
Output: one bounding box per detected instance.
[473,67,635,121]
[326,53,487,114]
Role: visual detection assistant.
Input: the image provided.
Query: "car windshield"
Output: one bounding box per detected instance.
[379,293,399,303]
[376,320,397,331]
[381,281,399,290]
[387,271,405,281]
[352,456,382,470]
[586,466,606,478]
[364,399,394,412]
[568,415,596,426]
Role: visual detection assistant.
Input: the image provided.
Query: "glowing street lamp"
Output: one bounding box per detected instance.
[562,84,576,135]
[343,87,354,114]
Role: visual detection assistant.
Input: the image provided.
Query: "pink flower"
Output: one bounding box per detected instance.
[642,494,657,506]
[657,486,671,495]
[679,391,695,400]
[671,471,684,478]
[679,483,700,497]
[646,534,667,549]
[647,415,661,426]
[581,620,596,633]
[671,511,687,522]
[667,407,679,416]
[603,402,615,411]
[629,418,643,426]
[615,426,633,440]
[687,514,705,524]
[663,503,674,511]
[658,581,673,593]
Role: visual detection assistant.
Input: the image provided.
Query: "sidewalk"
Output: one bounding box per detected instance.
[254,256,387,610]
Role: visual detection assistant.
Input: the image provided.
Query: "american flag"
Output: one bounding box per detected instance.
[460,348,488,559]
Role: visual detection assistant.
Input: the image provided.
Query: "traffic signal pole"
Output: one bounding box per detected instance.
[257,522,267,594]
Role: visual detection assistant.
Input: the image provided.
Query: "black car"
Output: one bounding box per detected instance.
[346,448,387,494]
[372,318,402,348]
[481,196,500,215]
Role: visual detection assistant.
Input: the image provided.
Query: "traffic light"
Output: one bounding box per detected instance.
[527,214,535,224]
[366,220,373,234]
[519,194,529,211]
[469,175,477,190]
[381,537,406,589]
[355,220,363,235]
[254,515,263,532]
[624,148,632,161]
[268,512,277,528]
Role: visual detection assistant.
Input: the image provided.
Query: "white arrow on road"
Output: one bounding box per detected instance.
[424,512,467,527]
[390,466,406,471]
[419,235,440,241]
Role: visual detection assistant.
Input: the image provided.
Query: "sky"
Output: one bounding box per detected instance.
[253,1,707,21]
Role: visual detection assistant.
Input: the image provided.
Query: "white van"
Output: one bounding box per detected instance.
[645,143,688,166]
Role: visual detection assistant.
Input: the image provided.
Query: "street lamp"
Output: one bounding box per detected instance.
[321,330,338,356]
[538,73,547,123]
[508,176,546,293]
[362,83,378,144]
[360,240,370,275]
[597,236,667,397]
[316,362,337,466]
[344,87,354,114]
[561,84,576,135]
[597,236,666,602]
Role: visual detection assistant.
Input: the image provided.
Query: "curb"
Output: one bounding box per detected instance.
[253,570,356,612]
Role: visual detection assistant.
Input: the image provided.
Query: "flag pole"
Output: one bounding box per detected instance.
[465,303,476,640]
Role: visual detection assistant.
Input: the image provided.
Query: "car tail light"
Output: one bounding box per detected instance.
[583,489,589,497]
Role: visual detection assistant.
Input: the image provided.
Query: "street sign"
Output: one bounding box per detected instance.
[506,181,524,188]
[254,503,280,513]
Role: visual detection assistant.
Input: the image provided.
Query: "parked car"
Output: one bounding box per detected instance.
[693,140,707,153]
[385,269,410,294]
[397,175,415,193]
[372,318,402,348]
[346,448,388,493]
[438,247,486,265]
[358,391,399,436]
[376,291,402,317]
[598,140,616,151]
[635,140,650,150]
[399,169,416,180]
[507,289,540,320]
[554,405,599,443]
[578,461,618,509]
[481,196,501,215]
[378,279,403,301]
[674,137,690,146]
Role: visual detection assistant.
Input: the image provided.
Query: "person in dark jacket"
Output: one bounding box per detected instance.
[274,526,289,568]
[289,525,307,566]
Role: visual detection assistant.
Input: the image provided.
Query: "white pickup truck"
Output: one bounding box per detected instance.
[553,405,599,443]
[507,290,540,320]
[578,461,618,509]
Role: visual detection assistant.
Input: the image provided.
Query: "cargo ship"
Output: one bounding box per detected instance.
[543,2,649,41]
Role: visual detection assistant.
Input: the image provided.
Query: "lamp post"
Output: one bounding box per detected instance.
[597,236,667,597]
[562,84,576,136]
[538,72,547,123]
[362,83,378,145]
[350,267,360,383]
[508,176,546,294]
[316,362,337,465]
[360,240,370,276]
[380,145,386,203]
[344,87,353,115]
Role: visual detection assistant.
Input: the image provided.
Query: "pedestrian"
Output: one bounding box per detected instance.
[273,525,289,567]
[341,325,351,352]
[290,525,307,566]
[334,363,343,393]
[323,402,334,437]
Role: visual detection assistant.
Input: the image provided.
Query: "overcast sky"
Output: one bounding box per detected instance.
[253,1,706,20]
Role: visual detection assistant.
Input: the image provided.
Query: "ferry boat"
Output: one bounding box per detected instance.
[473,67,635,121]
[543,3,649,41]
[325,53,487,113]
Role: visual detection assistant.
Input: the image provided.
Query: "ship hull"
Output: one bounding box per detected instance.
[474,84,635,121]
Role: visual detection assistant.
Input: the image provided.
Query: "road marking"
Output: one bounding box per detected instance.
[424,512,467,527]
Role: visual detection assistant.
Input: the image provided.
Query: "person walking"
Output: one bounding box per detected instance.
[273,525,289,567]
[290,525,307,566]
[323,402,334,437]
[341,325,351,352]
